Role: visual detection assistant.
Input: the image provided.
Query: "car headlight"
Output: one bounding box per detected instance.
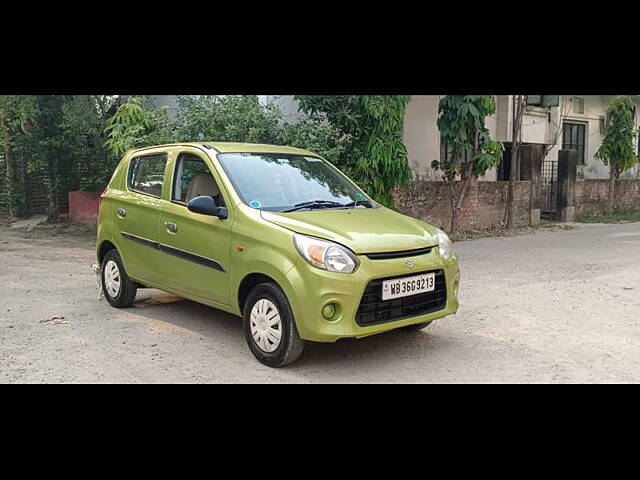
[436,229,454,260]
[294,234,359,273]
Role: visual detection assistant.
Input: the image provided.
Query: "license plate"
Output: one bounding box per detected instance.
[382,273,435,301]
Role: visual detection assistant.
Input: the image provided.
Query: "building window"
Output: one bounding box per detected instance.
[525,95,560,107]
[440,137,473,164]
[562,122,586,165]
[572,97,585,114]
[526,95,542,106]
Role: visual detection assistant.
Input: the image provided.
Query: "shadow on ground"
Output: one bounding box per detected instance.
[128,289,450,373]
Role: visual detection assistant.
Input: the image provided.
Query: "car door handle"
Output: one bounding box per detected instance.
[165,222,178,233]
[117,208,126,218]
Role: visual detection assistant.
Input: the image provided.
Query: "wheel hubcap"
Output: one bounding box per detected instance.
[250,299,282,353]
[104,260,121,298]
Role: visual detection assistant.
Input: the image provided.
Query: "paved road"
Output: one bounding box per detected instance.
[1,222,639,383]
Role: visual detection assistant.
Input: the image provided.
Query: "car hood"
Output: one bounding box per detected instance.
[261,207,438,254]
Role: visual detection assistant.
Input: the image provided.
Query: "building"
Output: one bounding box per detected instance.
[264,95,640,181]
[152,95,640,180]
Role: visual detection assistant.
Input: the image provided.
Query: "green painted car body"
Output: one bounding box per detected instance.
[96,142,460,343]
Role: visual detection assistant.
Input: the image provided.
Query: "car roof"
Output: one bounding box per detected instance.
[130,142,319,157]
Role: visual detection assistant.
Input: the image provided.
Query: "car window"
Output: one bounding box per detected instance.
[217,153,365,211]
[173,153,225,206]
[129,154,168,197]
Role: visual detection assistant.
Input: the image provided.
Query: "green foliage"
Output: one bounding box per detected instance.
[279,115,347,165]
[27,95,69,211]
[0,95,38,216]
[0,95,37,139]
[61,95,119,191]
[26,95,120,205]
[295,95,412,207]
[431,96,504,233]
[431,95,504,179]
[1,95,127,217]
[122,95,411,207]
[595,96,639,178]
[104,97,165,157]
[5,94,411,215]
[576,209,640,223]
[103,95,347,183]
[173,95,284,144]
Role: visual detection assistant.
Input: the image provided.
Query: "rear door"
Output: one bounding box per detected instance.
[114,152,169,285]
[158,150,233,306]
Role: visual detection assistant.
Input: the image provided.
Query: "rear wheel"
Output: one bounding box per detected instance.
[101,249,138,308]
[403,320,433,332]
[243,282,305,368]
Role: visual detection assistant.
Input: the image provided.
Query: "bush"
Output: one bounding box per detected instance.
[105,95,347,166]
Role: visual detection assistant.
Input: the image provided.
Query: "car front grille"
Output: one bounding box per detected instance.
[355,269,447,327]
[364,247,434,260]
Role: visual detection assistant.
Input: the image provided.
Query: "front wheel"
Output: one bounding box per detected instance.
[243,283,305,368]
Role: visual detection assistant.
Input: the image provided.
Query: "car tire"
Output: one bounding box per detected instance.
[243,282,305,368]
[403,320,433,331]
[101,249,138,308]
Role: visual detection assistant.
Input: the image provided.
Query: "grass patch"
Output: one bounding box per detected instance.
[576,210,640,223]
[451,221,573,241]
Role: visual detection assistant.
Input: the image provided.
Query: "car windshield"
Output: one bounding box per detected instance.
[217,153,371,212]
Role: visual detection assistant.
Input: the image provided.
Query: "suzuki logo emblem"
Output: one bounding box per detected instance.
[404,259,415,269]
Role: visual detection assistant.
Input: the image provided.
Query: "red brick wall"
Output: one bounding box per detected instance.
[68,191,100,224]
[393,180,531,231]
[575,180,640,216]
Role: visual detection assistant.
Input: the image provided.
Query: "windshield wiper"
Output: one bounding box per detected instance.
[282,200,346,213]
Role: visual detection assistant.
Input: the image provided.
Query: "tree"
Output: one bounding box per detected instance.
[504,95,525,228]
[105,95,292,156]
[431,96,504,233]
[595,96,639,212]
[0,96,37,217]
[104,95,348,182]
[60,95,120,192]
[173,95,283,144]
[104,97,165,157]
[295,95,412,207]
[279,114,347,166]
[28,95,72,218]
[2,95,124,219]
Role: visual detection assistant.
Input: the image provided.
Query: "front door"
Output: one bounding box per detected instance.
[541,159,558,220]
[158,151,232,306]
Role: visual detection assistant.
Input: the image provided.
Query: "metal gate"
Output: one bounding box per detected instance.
[541,160,558,220]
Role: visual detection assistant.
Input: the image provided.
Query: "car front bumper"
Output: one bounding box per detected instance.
[285,249,460,343]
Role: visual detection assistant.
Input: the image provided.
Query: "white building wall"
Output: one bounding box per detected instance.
[402,95,441,179]
[403,95,499,181]
[545,96,640,180]
[496,97,560,145]
[258,95,300,123]
[403,95,639,181]
[545,96,607,179]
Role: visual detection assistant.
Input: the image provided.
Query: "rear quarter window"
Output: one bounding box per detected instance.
[128,154,168,197]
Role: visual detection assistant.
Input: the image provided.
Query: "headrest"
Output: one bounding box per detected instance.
[186,173,220,202]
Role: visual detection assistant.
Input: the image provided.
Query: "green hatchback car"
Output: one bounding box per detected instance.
[97,143,460,367]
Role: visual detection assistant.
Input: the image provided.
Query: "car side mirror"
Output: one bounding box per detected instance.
[187,196,228,219]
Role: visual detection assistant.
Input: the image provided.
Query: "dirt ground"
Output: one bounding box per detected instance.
[1,219,639,383]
